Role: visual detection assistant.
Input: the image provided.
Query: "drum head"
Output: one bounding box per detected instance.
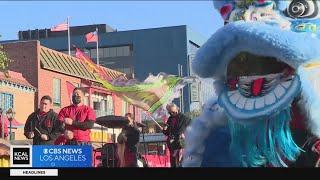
[137,159,144,167]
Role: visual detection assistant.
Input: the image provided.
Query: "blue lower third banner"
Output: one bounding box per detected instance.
[32,145,92,167]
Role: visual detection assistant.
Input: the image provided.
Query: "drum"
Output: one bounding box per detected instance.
[137,159,144,167]
[136,153,148,167]
[101,143,118,167]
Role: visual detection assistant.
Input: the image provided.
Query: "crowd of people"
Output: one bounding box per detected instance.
[0,86,192,167]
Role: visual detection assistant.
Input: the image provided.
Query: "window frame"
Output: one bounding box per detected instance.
[0,92,14,111]
[53,78,61,107]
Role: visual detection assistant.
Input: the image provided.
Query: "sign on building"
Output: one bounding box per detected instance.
[188,54,200,102]
[188,54,196,76]
[190,82,200,102]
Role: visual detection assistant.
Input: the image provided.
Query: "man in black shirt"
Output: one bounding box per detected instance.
[24,96,62,145]
[163,103,191,167]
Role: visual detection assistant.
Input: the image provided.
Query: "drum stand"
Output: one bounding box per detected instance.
[141,126,149,167]
[104,127,116,167]
[111,127,116,167]
[93,125,106,167]
[141,127,147,155]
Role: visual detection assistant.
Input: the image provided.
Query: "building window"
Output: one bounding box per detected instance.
[53,78,61,107]
[116,46,125,57]
[89,46,131,59]
[122,100,127,116]
[93,101,100,111]
[86,45,133,75]
[107,95,114,115]
[0,92,14,111]
[122,46,130,56]
[98,48,104,58]
[109,47,117,57]
[102,99,107,112]
[91,49,97,58]
[103,48,109,58]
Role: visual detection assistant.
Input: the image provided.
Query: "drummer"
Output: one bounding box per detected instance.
[57,87,96,145]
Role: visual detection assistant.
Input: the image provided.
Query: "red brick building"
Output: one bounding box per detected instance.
[2,40,142,141]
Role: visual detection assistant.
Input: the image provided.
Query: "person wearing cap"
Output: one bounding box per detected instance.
[163,103,191,167]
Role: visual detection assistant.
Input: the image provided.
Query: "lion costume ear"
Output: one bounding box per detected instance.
[297,61,320,137]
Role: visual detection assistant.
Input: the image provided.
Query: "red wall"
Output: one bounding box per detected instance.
[38,68,81,113]
[113,94,123,116]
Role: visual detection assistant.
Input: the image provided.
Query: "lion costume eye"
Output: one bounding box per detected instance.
[284,0,319,19]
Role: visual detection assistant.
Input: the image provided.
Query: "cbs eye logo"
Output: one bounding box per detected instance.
[10,145,33,167]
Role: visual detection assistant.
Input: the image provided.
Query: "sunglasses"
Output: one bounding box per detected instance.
[168,111,178,115]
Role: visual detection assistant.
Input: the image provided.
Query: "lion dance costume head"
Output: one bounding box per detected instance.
[183,0,320,167]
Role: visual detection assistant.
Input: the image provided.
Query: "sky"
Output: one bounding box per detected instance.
[0,1,224,41]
